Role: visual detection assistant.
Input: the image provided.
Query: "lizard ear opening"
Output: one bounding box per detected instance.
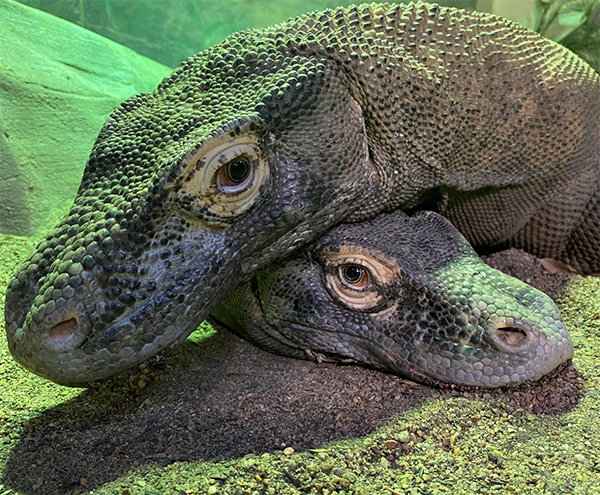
[177,134,269,218]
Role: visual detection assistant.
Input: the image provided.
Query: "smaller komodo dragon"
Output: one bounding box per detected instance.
[4,2,598,386]
[213,210,574,387]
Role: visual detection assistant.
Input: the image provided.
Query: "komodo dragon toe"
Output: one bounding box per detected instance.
[214,210,574,387]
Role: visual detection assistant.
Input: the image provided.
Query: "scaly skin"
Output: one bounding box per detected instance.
[4,3,598,385]
[213,211,574,387]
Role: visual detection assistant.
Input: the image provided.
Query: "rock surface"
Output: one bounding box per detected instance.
[0,0,170,236]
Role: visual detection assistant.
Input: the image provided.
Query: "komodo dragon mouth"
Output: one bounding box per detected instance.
[214,210,574,387]
[4,2,598,386]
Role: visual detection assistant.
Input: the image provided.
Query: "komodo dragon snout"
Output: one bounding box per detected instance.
[214,210,574,387]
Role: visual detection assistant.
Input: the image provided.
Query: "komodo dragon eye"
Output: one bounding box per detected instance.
[219,158,251,190]
[177,134,269,218]
[322,246,400,312]
[340,265,368,287]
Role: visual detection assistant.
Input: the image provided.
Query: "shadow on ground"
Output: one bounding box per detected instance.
[2,320,580,495]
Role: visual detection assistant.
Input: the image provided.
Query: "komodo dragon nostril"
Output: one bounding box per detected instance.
[48,318,78,346]
[495,327,528,347]
[487,319,534,353]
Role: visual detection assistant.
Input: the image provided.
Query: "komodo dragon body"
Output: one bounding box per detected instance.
[213,210,574,387]
[4,2,599,385]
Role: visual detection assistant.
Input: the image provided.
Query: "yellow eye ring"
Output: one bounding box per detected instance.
[177,135,269,218]
[322,247,401,312]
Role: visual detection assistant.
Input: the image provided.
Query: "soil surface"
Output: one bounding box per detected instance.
[1,241,598,495]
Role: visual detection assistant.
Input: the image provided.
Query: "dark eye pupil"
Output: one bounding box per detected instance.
[343,265,363,283]
[226,158,250,184]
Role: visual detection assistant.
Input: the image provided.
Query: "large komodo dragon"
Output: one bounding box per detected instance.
[4,2,599,386]
[214,210,574,387]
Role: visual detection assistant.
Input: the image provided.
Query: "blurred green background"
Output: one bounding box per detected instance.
[15,0,598,70]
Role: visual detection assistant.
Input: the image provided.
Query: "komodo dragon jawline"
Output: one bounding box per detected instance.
[213,210,574,387]
[4,2,599,386]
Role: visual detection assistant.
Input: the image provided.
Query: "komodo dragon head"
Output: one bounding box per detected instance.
[4,14,381,386]
[214,210,573,387]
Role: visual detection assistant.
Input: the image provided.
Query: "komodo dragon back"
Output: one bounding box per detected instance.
[5,2,599,385]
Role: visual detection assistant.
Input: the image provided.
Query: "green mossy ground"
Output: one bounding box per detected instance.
[1,235,599,495]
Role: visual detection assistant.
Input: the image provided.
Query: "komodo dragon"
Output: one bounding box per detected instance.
[213,210,574,387]
[4,2,599,386]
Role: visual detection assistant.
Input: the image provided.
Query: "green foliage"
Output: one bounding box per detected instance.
[533,0,600,72]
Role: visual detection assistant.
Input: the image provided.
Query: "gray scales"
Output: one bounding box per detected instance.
[4,2,599,386]
[213,210,573,387]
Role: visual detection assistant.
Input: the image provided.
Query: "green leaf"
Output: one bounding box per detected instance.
[558,10,586,27]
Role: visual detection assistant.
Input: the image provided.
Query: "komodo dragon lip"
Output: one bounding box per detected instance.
[6,236,241,385]
[261,316,446,386]
[264,310,570,388]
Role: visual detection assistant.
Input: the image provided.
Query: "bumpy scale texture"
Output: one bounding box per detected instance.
[4,2,599,385]
[214,210,574,387]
